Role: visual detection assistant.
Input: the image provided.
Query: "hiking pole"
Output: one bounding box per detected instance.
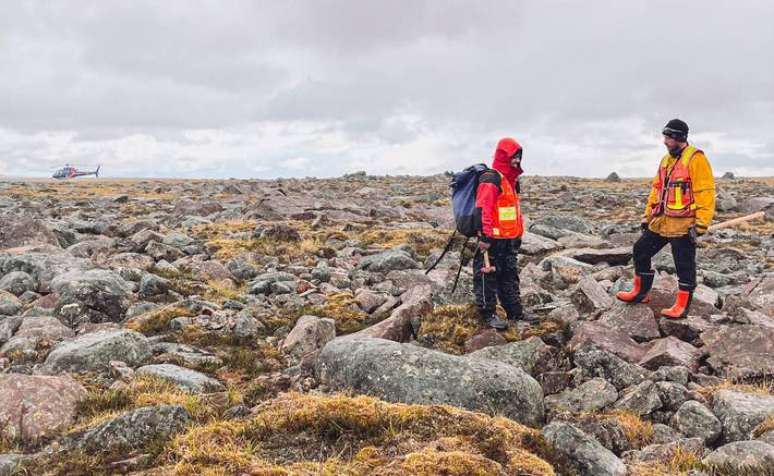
[425,230,457,275]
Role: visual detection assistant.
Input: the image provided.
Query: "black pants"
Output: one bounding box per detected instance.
[473,238,522,319]
[633,230,696,291]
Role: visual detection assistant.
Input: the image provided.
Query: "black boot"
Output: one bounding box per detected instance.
[480,310,508,330]
[486,315,508,330]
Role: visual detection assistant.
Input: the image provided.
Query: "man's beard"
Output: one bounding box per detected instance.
[668,146,683,158]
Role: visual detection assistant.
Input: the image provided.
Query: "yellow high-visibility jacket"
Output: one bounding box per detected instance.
[644,148,716,237]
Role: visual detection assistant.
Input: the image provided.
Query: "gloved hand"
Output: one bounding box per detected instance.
[640,222,649,232]
[688,226,698,245]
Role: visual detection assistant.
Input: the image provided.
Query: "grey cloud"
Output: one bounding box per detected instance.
[1,0,773,177]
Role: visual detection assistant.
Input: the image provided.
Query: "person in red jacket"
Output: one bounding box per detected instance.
[473,137,527,329]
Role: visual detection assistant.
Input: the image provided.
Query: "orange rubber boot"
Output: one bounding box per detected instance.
[616,273,654,304]
[661,290,693,319]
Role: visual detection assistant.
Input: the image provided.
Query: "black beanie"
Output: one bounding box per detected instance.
[663,119,689,141]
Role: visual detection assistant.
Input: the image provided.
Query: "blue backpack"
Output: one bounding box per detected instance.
[425,163,493,291]
[450,163,492,237]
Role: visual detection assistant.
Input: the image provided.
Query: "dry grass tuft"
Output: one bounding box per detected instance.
[752,415,774,438]
[73,374,226,430]
[418,304,559,354]
[608,411,654,449]
[355,228,450,258]
[163,392,555,475]
[694,379,774,401]
[628,444,704,476]
[268,292,369,335]
[126,305,195,335]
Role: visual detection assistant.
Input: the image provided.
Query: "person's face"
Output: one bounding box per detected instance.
[663,135,683,151]
[510,151,522,168]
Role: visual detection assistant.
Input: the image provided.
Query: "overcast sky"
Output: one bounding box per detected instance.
[1,1,773,179]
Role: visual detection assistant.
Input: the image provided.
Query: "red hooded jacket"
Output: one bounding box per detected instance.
[476,138,524,239]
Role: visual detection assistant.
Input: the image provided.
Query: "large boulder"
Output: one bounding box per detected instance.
[0,290,21,316]
[468,336,561,377]
[349,284,432,342]
[135,364,224,393]
[357,249,419,273]
[570,276,613,315]
[317,337,544,426]
[0,271,36,296]
[670,400,721,445]
[41,329,152,374]
[61,405,191,454]
[638,336,702,372]
[545,378,618,417]
[712,390,774,443]
[597,303,659,342]
[568,321,649,364]
[281,315,336,363]
[543,421,626,476]
[561,247,633,266]
[572,345,653,391]
[0,315,22,346]
[519,231,563,256]
[0,250,91,294]
[613,380,662,416]
[0,316,75,361]
[51,269,133,324]
[702,440,774,473]
[0,217,61,249]
[0,374,87,443]
[701,324,774,379]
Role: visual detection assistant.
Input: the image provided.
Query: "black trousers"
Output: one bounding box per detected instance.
[473,238,522,318]
[633,229,696,291]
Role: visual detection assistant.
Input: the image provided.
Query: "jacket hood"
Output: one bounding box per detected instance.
[492,137,523,184]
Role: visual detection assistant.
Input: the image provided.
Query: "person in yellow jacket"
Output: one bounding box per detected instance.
[617,119,716,318]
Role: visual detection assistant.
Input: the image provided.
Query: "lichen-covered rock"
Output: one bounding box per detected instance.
[670,400,721,444]
[0,271,36,297]
[51,269,132,324]
[701,324,774,380]
[713,390,774,443]
[135,364,224,393]
[545,378,618,417]
[543,421,626,476]
[0,290,22,316]
[41,329,151,374]
[357,249,419,273]
[0,374,86,443]
[702,440,774,472]
[613,380,662,416]
[568,321,649,364]
[281,315,336,363]
[62,405,191,454]
[318,337,544,426]
[467,336,561,377]
[573,345,653,391]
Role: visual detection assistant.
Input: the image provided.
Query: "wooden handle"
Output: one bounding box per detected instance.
[483,251,491,269]
[708,211,766,231]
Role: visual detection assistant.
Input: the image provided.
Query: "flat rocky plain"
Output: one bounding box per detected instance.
[0,173,773,475]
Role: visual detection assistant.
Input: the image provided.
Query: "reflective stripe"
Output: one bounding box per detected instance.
[498,206,517,220]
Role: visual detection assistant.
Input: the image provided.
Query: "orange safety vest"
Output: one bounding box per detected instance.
[491,171,524,239]
[650,145,700,219]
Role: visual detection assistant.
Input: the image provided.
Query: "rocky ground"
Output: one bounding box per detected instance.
[0,173,773,476]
